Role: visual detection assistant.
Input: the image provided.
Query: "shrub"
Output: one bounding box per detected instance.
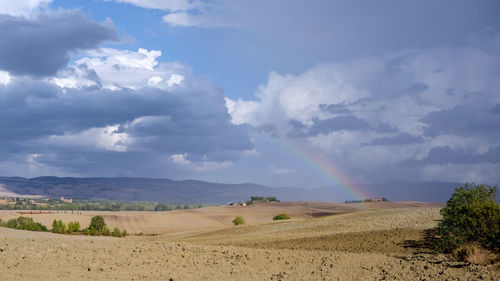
[122,230,127,237]
[83,228,90,235]
[52,219,66,234]
[112,227,122,237]
[88,226,98,236]
[232,216,245,226]
[89,216,106,233]
[272,214,291,220]
[67,221,80,233]
[6,217,48,232]
[102,226,111,236]
[437,183,500,253]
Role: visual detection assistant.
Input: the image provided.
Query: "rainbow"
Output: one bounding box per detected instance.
[273,136,371,201]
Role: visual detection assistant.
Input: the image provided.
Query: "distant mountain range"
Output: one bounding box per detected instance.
[0,176,470,204]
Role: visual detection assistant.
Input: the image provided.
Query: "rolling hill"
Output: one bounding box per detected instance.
[0,176,465,203]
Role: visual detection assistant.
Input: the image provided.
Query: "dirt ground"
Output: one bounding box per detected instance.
[0,201,364,236]
[0,202,498,280]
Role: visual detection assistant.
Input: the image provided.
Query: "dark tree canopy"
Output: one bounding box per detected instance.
[438,183,500,253]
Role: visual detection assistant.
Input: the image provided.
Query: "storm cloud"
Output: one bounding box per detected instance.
[0,10,117,76]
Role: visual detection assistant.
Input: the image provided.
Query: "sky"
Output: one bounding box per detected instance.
[0,0,499,192]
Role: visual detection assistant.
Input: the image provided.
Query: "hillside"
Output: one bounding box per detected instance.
[0,177,462,203]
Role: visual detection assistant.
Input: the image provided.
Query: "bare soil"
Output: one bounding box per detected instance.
[0,201,498,280]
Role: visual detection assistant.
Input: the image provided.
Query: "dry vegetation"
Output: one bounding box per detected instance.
[0,201,498,280]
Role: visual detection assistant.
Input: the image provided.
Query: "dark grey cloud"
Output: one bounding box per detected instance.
[421,106,500,139]
[309,116,396,136]
[318,103,352,114]
[0,10,117,76]
[0,77,253,174]
[403,146,500,166]
[286,115,397,138]
[491,104,500,114]
[407,82,429,93]
[308,116,370,136]
[363,133,425,146]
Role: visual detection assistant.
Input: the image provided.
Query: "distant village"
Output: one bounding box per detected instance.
[0,196,73,207]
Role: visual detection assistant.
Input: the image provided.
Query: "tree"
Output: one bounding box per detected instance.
[232,216,245,226]
[438,183,500,253]
[89,216,106,234]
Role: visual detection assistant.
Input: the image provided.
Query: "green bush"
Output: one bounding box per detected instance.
[67,221,80,233]
[438,183,500,253]
[89,216,106,233]
[88,226,98,236]
[102,226,111,236]
[272,214,291,220]
[122,230,127,237]
[112,227,122,237]
[83,228,90,235]
[52,219,66,234]
[5,217,48,231]
[232,216,245,226]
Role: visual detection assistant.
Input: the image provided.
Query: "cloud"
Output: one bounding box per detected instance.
[0,46,254,177]
[421,106,500,140]
[0,71,11,85]
[492,104,500,114]
[170,153,232,172]
[363,133,425,146]
[162,11,236,28]
[0,0,51,17]
[410,146,500,165]
[46,125,129,152]
[0,10,117,77]
[111,0,201,11]
[270,166,296,175]
[226,64,370,134]
[227,44,500,184]
[56,48,192,91]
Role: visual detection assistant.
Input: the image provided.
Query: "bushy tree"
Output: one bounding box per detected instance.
[232,216,245,226]
[89,216,106,233]
[438,183,500,253]
[52,219,66,234]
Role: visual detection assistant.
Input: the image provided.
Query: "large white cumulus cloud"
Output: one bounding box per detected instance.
[227,45,500,184]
